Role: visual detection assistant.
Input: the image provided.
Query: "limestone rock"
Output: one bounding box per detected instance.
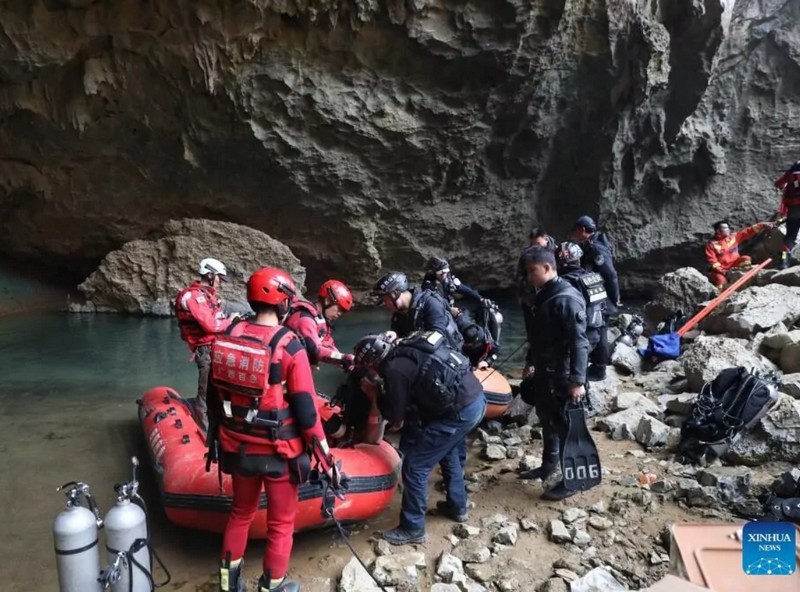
[613,392,661,417]
[339,557,381,592]
[0,0,798,297]
[682,336,778,392]
[372,552,426,587]
[643,267,716,328]
[71,219,305,314]
[708,285,800,337]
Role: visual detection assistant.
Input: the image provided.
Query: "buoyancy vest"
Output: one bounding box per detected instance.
[286,299,329,364]
[389,330,471,420]
[563,269,608,329]
[175,283,222,346]
[211,323,304,459]
[411,289,464,351]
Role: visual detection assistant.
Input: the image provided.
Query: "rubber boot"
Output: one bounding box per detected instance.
[518,431,560,480]
[219,558,246,592]
[258,572,301,592]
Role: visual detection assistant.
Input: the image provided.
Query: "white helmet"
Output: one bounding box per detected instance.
[199,258,228,282]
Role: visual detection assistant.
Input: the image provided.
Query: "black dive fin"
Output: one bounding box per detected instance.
[562,403,602,491]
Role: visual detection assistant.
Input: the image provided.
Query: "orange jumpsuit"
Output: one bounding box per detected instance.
[705,223,766,287]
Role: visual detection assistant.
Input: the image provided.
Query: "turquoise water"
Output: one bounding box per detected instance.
[0,301,527,591]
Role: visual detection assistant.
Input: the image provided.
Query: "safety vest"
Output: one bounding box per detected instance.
[563,270,607,329]
[389,330,470,420]
[211,323,304,459]
[411,290,464,351]
[288,300,327,339]
[175,283,222,347]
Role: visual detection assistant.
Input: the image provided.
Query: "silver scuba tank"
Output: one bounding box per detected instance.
[53,481,103,592]
[102,457,152,592]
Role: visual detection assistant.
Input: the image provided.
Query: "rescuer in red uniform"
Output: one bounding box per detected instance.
[775,160,800,269]
[208,267,342,592]
[705,221,772,289]
[284,279,355,369]
[175,258,239,429]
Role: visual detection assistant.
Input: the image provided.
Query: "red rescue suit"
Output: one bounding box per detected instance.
[284,300,350,367]
[705,223,766,287]
[175,282,233,350]
[209,322,328,581]
[775,162,800,214]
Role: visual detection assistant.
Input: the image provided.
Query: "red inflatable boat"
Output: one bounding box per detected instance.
[137,386,401,539]
[474,369,512,418]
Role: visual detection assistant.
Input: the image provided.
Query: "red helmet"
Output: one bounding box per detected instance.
[318,279,353,312]
[247,267,296,305]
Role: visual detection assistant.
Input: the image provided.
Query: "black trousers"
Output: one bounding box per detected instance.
[587,325,609,367]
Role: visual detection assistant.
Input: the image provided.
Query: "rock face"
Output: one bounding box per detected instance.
[643,267,716,327]
[70,218,305,314]
[707,284,800,337]
[681,335,777,392]
[1,1,799,293]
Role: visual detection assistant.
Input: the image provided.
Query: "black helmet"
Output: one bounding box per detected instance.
[556,242,583,266]
[427,256,450,273]
[573,215,597,232]
[353,333,395,369]
[372,272,409,296]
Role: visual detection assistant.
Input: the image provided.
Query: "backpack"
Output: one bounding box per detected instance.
[676,367,780,465]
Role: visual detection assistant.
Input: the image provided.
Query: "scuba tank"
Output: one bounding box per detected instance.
[53,481,103,592]
[101,457,152,592]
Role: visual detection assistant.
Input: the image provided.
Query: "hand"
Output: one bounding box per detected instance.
[568,383,586,403]
[477,360,489,370]
[522,365,535,379]
[340,353,355,372]
[450,307,462,317]
[481,298,494,308]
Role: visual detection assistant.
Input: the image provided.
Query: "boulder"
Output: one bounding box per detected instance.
[339,557,381,592]
[725,394,800,465]
[597,407,650,440]
[643,267,716,328]
[613,392,661,417]
[658,393,697,415]
[372,552,426,587]
[780,373,800,399]
[635,416,670,447]
[768,265,800,288]
[780,342,800,374]
[707,284,800,337]
[681,336,778,392]
[71,218,305,314]
[761,328,800,353]
[610,342,642,375]
[585,369,621,415]
[436,552,465,584]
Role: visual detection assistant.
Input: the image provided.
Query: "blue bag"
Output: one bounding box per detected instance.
[638,332,681,360]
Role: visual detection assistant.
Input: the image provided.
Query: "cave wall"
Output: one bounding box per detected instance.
[0,0,797,294]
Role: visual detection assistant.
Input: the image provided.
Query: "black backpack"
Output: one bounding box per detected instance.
[676,367,780,465]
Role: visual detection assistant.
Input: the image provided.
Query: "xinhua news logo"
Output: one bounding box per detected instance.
[742,521,797,576]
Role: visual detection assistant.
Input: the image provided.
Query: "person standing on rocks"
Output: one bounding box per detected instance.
[556,242,610,382]
[705,220,773,290]
[372,271,464,351]
[206,267,342,592]
[517,246,590,501]
[572,216,621,311]
[774,159,800,269]
[284,279,356,370]
[352,329,486,545]
[175,257,240,430]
